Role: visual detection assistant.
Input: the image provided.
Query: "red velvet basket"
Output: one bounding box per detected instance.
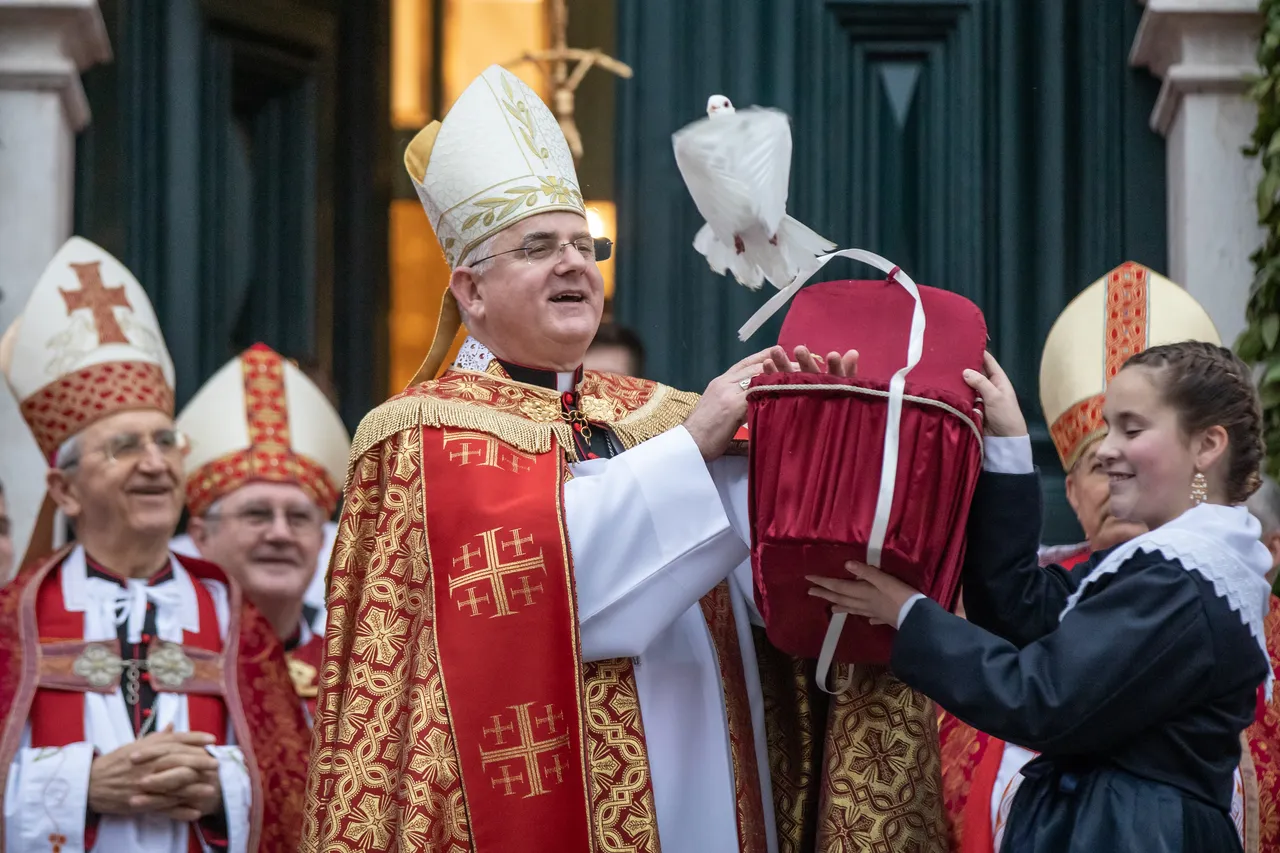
[746,273,987,672]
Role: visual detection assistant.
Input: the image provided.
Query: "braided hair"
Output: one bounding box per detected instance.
[1123,341,1264,503]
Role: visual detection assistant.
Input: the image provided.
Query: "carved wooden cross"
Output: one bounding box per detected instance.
[506,0,633,160]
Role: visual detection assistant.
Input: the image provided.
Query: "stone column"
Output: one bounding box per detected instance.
[0,0,110,574]
[1131,0,1263,346]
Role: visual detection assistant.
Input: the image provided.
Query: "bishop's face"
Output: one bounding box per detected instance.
[189,481,323,618]
[49,409,186,544]
[451,211,605,371]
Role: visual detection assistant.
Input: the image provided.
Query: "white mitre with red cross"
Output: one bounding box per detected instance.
[0,237,175,460]
[176,343,350,517]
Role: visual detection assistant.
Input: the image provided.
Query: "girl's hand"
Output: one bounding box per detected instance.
[807,561,923,628]
[964,351,1028,437]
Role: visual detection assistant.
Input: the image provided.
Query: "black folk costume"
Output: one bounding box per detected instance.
[892,443,1272,853]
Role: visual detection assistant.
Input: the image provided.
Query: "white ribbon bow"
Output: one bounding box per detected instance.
[108,581,186,645]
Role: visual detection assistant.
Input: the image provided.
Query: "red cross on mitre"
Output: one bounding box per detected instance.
[60,261,133,345]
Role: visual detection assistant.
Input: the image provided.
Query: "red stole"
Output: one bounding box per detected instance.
[29,562,227,748]
[1244,594,1280,852]
[421,425,593,851]
[937,709,1003,853]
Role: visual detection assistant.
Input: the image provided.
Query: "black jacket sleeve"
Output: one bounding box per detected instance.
[891,554,1214,755]
[961,471,1083,647]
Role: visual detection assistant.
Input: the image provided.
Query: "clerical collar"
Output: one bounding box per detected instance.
[84,553,175,587]
[454,336,581,392]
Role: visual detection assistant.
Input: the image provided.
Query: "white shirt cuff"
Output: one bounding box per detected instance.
[983,435,1034,474]
[207,744,251,853]
[897,593,927,629]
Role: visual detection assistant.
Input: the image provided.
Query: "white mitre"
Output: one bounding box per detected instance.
[1039,261,1219,471]
[403,64,585,383]
[177,343,350,517]
[0,236,175,459]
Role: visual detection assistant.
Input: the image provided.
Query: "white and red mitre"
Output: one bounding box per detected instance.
[177,343,350,517]
[1039,261,1220,471]
[0,237,176,459]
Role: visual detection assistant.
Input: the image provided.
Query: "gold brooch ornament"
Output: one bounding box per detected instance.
[520,398,561,423]
[288,656,319,699]
[578,395,621,424]
[72,644,125,689]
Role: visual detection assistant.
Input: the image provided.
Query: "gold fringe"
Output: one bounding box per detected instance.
[609,387,700,451]
[347,381,701,487]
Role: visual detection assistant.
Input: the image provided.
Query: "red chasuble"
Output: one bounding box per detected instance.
[0,547,311,852]
[304,368,719,853]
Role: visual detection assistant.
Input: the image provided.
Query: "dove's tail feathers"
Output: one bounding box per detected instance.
[694,224,766,290]
[740,215,835,290]
[775,215,836,280]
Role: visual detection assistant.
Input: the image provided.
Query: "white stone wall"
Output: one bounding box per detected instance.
[0,0,109,574]
[1131,0,1264,347]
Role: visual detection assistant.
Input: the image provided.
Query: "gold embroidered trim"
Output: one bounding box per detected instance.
[347,374,699,486]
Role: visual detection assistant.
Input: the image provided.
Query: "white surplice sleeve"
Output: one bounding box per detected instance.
[205,745,251,853]
[4,725,93,853]
[569,426,751,660]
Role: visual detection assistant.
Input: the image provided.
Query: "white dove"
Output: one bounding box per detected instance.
[673,94,835,290]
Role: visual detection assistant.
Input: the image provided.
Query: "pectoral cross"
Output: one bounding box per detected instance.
[505,0,633,160]
[61,262,133,345]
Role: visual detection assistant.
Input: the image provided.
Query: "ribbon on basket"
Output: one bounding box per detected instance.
[748,250,927,693]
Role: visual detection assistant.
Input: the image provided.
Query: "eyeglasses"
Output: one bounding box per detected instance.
[61,428,188,469]
[205,505,324,534]
[470,237,613,267]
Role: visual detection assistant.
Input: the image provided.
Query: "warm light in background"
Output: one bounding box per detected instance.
[388,0,552,395]
[391,0,431,129]
[585,201,616,301]
[443,0,549,106]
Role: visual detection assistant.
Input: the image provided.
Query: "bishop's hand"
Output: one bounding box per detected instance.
[963,351,1028,437]
[684,347,780,461]
[761,345,859,378]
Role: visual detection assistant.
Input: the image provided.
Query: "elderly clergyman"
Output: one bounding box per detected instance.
[303,66,857,853]
[174,343,351,720]
[0,238,310,852]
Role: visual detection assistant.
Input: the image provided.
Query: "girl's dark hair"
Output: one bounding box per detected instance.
[1123,341,1264,503]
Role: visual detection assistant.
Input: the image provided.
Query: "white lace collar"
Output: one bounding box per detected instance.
[452,336,579,392]
[1060,503,1275,697]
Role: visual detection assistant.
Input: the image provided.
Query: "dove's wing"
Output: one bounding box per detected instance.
[673,116,759,242]
[730,107,793,235]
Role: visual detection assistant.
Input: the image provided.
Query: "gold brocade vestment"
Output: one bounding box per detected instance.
[302,364,768,853]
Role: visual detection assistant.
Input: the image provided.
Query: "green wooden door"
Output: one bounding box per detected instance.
[613,0,1167,543]
[75,0,390,431]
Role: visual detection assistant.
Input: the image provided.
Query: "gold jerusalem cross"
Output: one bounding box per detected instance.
[449,527,546,618]
[61,262,132,345]
[479,701,571,798]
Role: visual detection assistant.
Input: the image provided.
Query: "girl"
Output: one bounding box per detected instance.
[809,342,1273,852]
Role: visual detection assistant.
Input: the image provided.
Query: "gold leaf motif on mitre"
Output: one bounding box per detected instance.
[520,398,561,423]
[579,395,623,424]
